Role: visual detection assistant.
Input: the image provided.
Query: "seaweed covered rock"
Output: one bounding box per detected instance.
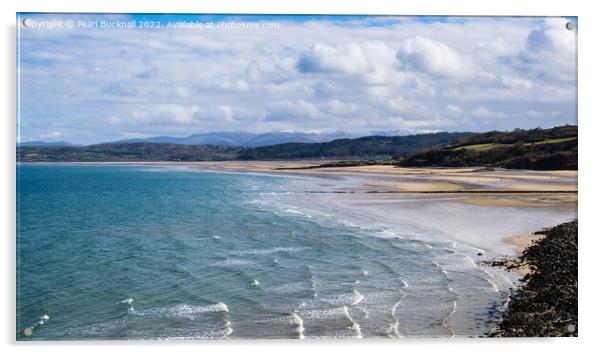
[491,220,578,337]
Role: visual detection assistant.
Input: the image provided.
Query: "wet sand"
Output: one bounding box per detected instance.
[180,161,577,209]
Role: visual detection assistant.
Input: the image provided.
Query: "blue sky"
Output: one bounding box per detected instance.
[17,14,577,144]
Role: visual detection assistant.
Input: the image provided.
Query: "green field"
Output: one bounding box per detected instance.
[453,136,577,151]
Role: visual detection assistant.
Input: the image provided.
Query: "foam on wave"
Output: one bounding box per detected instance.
[233,247,306,256]
[350,289,364,306]
[133,302,229,318]
[118,298,134,305]
[342,306,362,339]
[441,300,457,337]
[290,312,305,339]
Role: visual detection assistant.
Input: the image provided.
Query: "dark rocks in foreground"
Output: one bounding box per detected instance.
[490,220,578,337]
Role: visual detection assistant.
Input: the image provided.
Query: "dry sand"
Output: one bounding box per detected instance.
[503,234,546,275]
[181,161,577,208]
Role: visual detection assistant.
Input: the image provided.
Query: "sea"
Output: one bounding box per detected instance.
[16,164,570,340]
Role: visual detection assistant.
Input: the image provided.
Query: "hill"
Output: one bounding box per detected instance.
[399,125,577,170]
[237,132,474,160]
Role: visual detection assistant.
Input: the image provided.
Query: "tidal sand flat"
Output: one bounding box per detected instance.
[17,163,576,339]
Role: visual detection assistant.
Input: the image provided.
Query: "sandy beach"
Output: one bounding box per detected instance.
[195,161,577,256]
[501,234,546,275]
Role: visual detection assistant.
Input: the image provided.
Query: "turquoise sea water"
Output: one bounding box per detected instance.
[17,164,516,340]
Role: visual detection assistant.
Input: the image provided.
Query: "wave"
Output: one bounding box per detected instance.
[441,300,457,337]
[117,297,133,305]
[282,208,312,218]
[117,297,135,314]
[480,275,500,293]
[223,320,233,338]
[342,306,362,338]
[232,247,307,256]
[374,230,403,239]
[350,289,364,306]
[271,281,309,295]
[35,314,50,327]
[21,313,50,337]
[400,278,409,289]
[387,299,403,338]
[321,289,365,307]
[137,166,194,173]
[214,258,254,267]
[133,302,229,318]
[432,260,452,281]
[290,312,305,339]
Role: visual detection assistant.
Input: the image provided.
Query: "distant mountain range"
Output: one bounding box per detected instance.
[108,131,359,148]
[18,141,81,147]
[18,132,358,148]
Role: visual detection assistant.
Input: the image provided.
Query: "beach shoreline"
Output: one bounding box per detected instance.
[502,234,546,275]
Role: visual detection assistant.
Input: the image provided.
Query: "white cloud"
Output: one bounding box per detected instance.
[541,18,576,53]
[297,41,404,86]
[397,36,474,78]
[312,81,335,98]
[132,105,199,125]
[39,131,62,140]
[324,99,358,116]
[193,105,246,124]
[500,76,533,90]
[520,17,577,82]
[106,116,121,125]
[199,77,250,92]
[265,99,321,122]
[379,96,412,115]
[246,61,263,82]
[471,106,506,119]
[216,105,235,122]
[446,104,463,115]
[522,110,546,118]
[297,42,372,74]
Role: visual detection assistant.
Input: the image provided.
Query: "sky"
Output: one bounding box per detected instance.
[17,14,577,145]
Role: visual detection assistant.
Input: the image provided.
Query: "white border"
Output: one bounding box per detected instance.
[2,1,600,354]
[6,0,584,16]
